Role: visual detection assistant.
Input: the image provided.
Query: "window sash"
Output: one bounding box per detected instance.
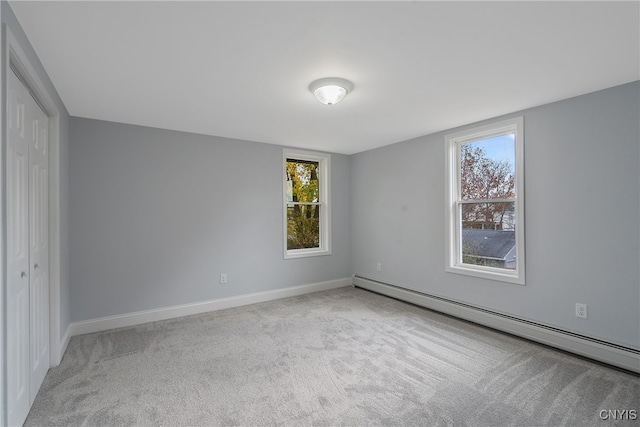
[457,198,515,204]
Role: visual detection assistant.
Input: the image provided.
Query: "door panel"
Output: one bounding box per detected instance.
[7,69,31,427]
[28,93,50,401]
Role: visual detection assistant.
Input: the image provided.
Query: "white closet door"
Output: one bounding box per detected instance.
[6,69,50,427]
[7,70,31,427]
[28,90,50,402]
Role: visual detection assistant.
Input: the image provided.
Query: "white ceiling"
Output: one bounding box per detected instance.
[9,1,640,155]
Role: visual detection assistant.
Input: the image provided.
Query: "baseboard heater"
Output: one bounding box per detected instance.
[352,275,640,374]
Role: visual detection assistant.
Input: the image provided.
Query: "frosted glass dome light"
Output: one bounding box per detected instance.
[309,77,353,105]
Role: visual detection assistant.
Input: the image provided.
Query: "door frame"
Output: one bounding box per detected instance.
[2,24,62,423]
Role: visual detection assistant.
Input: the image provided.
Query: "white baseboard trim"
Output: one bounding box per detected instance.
[69,278,351,338]
[353,275,640,374]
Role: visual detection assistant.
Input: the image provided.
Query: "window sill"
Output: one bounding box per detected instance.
[284,247,331,260]
[446,263,525,285]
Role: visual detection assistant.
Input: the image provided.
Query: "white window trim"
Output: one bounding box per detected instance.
[283,149,331,259]
[445,117,525,285]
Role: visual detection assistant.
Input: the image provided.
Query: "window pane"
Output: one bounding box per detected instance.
[461,134,515,201]
[286,159,319,203]
[287,204,320,250]
[462,228,517,270]
[461,201,516,270]
[461,201,515,230]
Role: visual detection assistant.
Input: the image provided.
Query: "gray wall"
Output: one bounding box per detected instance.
[351,82,640,349]
[69,119,352,321]
[1,3,72,347]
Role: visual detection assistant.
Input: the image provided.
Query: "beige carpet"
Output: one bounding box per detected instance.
[25,287,639,426]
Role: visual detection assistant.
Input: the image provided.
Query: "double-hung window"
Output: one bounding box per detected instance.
[283,149,331,259]
[445,117,525,284]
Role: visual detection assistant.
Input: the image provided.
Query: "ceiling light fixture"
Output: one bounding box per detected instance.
[309,77,353,105]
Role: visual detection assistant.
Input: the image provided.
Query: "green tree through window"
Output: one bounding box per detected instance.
[286,159,321,250]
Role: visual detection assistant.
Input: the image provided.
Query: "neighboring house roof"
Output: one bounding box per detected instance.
[462,229,515,260]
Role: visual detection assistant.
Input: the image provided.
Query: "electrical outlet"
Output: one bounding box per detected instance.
[220,273,228,284]
[376,263,382,272]
[575,303,587,319]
